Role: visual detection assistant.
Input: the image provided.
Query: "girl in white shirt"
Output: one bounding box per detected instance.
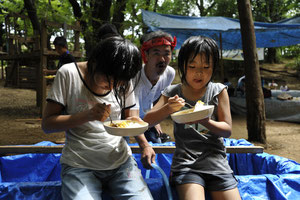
[42,36,155,200]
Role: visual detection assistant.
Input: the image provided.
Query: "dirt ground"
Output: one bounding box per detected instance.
[0,60,299,163]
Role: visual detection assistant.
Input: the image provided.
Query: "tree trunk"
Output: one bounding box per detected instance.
[92,0,112,34]
[68,0,91,57]
[237,0,266,144]
[112,0,126,35]
[0,8,4,49]
[69,0,113,57]
[266,47,278,63]
[153,0,159,12]
[24,0,40,34]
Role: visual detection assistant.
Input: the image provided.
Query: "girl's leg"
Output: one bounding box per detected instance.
[61,164,103,200]
[108,156,153,200]
[176,183,205,200]
[210,187,241,200]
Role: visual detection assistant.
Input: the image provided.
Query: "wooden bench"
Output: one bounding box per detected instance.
[0,145,264,155]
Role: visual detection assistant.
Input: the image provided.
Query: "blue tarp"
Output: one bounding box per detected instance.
[1,139,300,200]
[142,10,300,50]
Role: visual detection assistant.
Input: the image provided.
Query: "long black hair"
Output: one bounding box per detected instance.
[178,36,219,84]
[87,36,142,108]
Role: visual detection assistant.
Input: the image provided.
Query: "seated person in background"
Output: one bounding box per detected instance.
[132,30,177,143]
[280,81,289,91]
[54,36,76,69]
[268,79,278,90]
[45,36,76,75]
[262,87,272,98]
[223,78,234,96]
[236,75,245,96]
[236,75,271,98]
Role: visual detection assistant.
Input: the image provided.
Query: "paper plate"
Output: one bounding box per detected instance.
[103,120,149,136]
[171,105,214,124]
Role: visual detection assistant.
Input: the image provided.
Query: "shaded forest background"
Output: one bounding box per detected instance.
[0,0,299,59]
[0,0,299,144]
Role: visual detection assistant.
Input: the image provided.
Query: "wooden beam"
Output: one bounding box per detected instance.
[44,20,81,31]
[43,49,82,58]
[0,52,40,60]
[0,145,264,155]
[7,13,28,19]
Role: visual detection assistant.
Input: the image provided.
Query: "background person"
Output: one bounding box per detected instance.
[144,36,241,200]
[45,36,76,75]
[280,81,289,91]
[132,30,177,143]
[42,36,155,200]
[54,36,76,69]
[235,75,245,97]
[223,77,234,96]
[268,79,278,90]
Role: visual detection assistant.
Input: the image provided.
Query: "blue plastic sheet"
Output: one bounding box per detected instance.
[1,139,300,200]
[142,10,300,50]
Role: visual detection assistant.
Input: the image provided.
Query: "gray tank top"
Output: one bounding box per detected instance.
[162,82,233,174]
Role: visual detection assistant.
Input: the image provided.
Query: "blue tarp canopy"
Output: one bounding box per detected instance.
[142,10,300,50]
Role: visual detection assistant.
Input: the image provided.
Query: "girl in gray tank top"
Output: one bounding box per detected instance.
[144,36,241,199]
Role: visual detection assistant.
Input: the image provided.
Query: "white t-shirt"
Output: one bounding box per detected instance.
[47,63,135,170]
[132,65,175,119]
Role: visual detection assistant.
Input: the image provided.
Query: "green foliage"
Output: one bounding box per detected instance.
[295,57,300,72]
[281,45,300,58]
[251,0,299,22]
[0,0,24,14]
[39,0,74,23]
[158,0,194,16]
[208,0,238,18]
[0,0,298,55]
[284,55,300,71]
[0,0,79,50]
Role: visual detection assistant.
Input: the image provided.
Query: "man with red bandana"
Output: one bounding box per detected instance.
[132,31,177,143]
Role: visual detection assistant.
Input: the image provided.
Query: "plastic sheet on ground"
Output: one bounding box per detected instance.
[230,90,300,123]
[1,139,300,200]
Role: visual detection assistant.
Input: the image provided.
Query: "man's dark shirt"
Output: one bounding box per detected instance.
[57,51,75,69]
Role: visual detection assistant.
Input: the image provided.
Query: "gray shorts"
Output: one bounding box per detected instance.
[170,171,238,191]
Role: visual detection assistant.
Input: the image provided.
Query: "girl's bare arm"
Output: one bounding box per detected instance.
[193,89,232,138]
[123,108,156,169]
[143,95,185,127]
[42,101,110,133]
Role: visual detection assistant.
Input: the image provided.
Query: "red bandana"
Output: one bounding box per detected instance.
[141,36,177,63]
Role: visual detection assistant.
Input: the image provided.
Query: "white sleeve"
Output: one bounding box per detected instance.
[46,66,69,106]
[124,80,138,109]
[168,66,176,85]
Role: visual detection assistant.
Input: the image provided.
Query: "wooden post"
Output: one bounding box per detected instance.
[1,59,3,79]
[15,61,19,87]
[37,20,47,116]
[74,21,80,52]
[219,33,224,82]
